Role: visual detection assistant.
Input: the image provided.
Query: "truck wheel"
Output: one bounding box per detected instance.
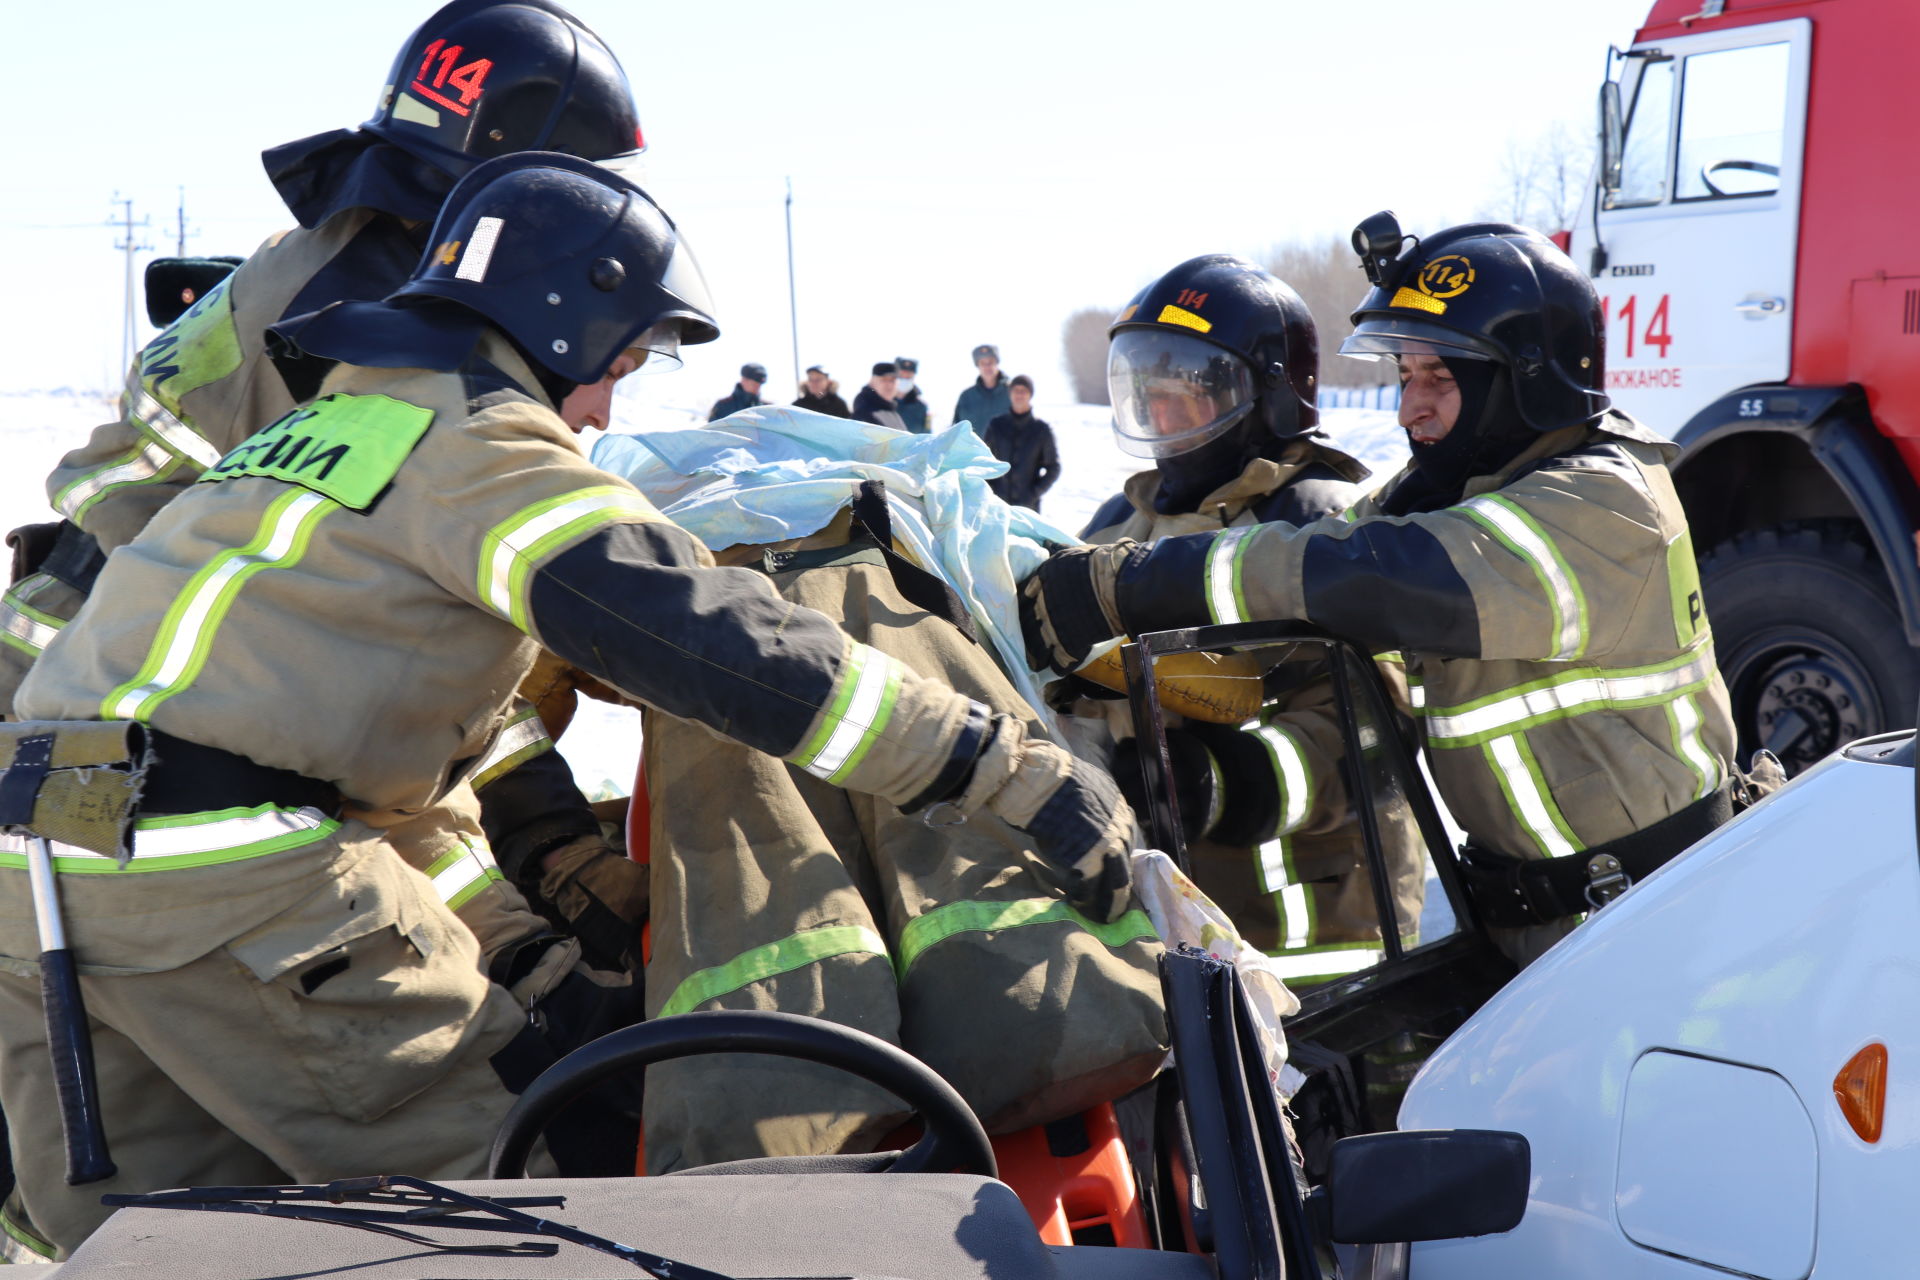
[1699,522,1919,775]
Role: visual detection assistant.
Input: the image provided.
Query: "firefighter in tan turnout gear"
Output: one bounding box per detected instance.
[641,485,1167,1174]
[1071,255,1423,984]
[0,0,658,1006]
[0,153,1135,1258]
[1022,216,1737,968]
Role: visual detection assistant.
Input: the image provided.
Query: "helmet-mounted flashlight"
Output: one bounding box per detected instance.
[1352,210,1411,288]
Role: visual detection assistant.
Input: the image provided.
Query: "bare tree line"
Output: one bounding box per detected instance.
[1060,121,1595,401]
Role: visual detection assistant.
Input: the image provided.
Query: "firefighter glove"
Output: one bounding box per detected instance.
[956,714,1137,923]
[538,835,649,973]
[1112,731,1221,847]
[1018,542,1138,673]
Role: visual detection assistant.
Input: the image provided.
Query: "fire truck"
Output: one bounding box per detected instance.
[1564,0,1920,775]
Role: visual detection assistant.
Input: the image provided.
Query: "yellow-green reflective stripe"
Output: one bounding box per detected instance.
[479,486,655,630]
[102,489,338,721]
[129,387,220,469]
[0,1205,54,1262]
[789,642,904,784]
[54,438,180,521]
[1460,494,1588,661]
[1667,693,1721,801]
[0,804,337,874]
[472,706,552,790]
[140,273,244,408]
[1205,526,1256,625]
[0,579,62,657]
[659,924,891,1018]
[1263,941,1384,984]
[1252,723,1313,838]
[425,838,504,910]
[896,898,1156,977]
[1256,838,1313,950]
[1422,646,1716,747]
[1485,733,1578,859]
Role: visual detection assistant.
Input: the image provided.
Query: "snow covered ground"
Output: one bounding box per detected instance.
[0,389,1407,798]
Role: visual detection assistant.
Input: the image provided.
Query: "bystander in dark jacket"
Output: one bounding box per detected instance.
[895,356,931,433]
[709,362,768,420]
[982,374,1059,511]
[852,362,908,431]
[793,365,852,418]
[953,342,1012,433]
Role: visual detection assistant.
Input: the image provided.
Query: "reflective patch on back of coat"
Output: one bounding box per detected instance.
[1666,525,1707,646]
[138,273,245,416]
[196,393,434,512]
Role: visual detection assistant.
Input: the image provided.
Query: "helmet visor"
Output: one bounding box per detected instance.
[1108,329,1255,459]
[1339,315,1500,363]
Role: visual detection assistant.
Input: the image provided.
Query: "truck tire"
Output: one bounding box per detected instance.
[1699,521,1919,775]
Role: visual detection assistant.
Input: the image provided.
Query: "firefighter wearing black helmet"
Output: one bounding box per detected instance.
[1,154,1135,1256]
[1025,217,1740,968]
[0,6,657,1189]
[1070,256,1421,982]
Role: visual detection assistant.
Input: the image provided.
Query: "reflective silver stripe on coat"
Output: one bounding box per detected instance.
[0,581,61,656]
[1671,693,1721,801]
[1461,495,1585,660]
[0,1204,55,1263]
[1252,723,1313,837]
[0,805,334,865]
[1486,734,1577,859]
[56,438,174,519]
[1256,839,1312,952]
[428,837,503,910]
[472,707,552,789]
[1205,526,1256,625]
[129,387,222,468]
[796,644,902,781]
[1423,648,1718,745]
[1262,944,1384,984]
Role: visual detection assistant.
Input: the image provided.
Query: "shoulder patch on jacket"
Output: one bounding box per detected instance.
[197,393,434,511]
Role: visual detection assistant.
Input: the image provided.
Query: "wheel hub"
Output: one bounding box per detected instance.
[1751,651,1868,772]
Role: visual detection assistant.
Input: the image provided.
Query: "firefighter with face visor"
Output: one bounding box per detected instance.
[0,153,1135,1257]
[1023,215,1739,969]
[1071,256,1423,984]
[0,2,658,1092]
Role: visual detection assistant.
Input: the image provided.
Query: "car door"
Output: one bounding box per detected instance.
[1122,623,1514,1178]
[1569,19,1812,434]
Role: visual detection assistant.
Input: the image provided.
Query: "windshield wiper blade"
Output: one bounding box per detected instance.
[103,1174,743,1279]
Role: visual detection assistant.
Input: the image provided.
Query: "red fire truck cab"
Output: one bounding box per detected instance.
[1567,0,1920,773]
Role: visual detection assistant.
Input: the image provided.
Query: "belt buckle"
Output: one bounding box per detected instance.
[1583,853,1630,910]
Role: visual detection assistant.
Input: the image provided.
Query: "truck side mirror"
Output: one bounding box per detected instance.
[1599,80,1625,194]
[1320,1129,1529,1243]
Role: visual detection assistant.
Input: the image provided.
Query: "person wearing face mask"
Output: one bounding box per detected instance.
[851,362,907,430]
[1022,217,1743,968]
[893,356,931,433]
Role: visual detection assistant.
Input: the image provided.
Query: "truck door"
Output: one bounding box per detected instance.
[1570,19,1810,435]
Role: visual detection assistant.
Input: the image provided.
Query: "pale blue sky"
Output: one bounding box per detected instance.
[4,0,1652,418]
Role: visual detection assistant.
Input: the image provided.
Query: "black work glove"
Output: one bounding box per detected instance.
[1018,542,1139,674]
[1112,731,1221,847]
[959,714,1137,923]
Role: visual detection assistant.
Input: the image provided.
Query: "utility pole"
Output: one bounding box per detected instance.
[784,177,801,391]
[173,186,193,255]
[109,194,152,374]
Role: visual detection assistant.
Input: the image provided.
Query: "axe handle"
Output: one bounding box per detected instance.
[27,839,115,1186]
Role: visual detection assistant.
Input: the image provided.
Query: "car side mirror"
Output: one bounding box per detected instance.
[1320,1129,1529,1243]
[1598,80,1625,194]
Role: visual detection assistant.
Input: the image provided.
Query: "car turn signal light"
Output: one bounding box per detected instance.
[1834,1043,1888,1143]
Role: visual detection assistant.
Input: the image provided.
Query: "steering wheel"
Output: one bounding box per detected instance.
[488,1009,997,1179]
[1700,158,1781,197]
